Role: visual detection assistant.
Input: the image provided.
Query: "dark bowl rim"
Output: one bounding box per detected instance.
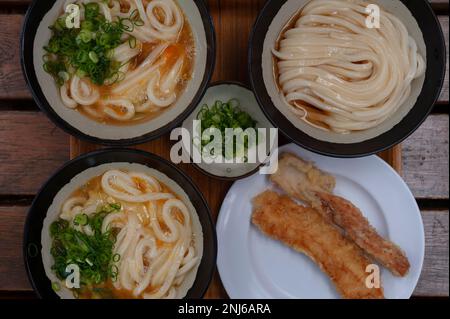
[23,148,218,299]
[20,0,216,146]
[248,0,446,158]
[185,80,270,181]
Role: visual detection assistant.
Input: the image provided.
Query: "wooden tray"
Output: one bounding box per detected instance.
[69,0,402,299]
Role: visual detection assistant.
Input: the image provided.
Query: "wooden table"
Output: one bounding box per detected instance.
[0,0,448,299]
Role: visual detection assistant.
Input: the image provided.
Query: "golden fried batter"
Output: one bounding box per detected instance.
[271,153,410,277]
[252,191,384,299]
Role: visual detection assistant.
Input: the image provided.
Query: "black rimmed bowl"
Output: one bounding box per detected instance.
[249,0,446,158]
[21,0,216,146]
[23,149,217,299]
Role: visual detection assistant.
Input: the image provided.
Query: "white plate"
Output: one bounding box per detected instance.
[217,143,425,299]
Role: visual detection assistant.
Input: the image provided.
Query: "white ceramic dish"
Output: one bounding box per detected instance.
[217,143,425,299]
[182,82,274,180]
[22,0,215,145]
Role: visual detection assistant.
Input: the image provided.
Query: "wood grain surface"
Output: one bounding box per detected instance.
[0,112,69,195]
[403,115,449,199]
[0,0,448,299]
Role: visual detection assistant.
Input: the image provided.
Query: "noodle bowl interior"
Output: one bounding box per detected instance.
[43,0,194,125]
[272,0,426,134]
[48,169,201,299]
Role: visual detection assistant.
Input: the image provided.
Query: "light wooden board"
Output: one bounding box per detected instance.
[1,115,447,200]
[0,112,69,196]
[414,210,449,297]
[403,115,449,199]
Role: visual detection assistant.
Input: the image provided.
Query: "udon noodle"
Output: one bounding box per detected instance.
[56,169,200,299]
[272,0,425,133]
[46,0,194,125]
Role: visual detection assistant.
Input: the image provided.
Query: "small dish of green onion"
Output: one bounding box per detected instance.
[196,98,259,161]
[181,82,273,180]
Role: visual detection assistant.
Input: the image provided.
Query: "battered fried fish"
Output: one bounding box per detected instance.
[271,153,410,277]
[252,191,384,299]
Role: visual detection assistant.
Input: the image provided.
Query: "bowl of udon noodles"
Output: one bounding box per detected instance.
[249,0,446,157]
[23,149,217,299]
[21,0,215,145]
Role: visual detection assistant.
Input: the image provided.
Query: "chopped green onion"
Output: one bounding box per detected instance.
[89,51,99,63]
[43,1,144,86]
[78,30,93,43]
[73,213,89,226]
[58,71,70,82]
[76,51,89,63]
[49,204,121,290]
[112,253,121,262]
[128,36,137,49]
[120,18,134,32]
[196,99,259,159]
[81,20,95,31]
[76,69,87,78]
[84,2,100,20]
[110,203,121,210]
[52,282,61,292]
[85,258,94,267]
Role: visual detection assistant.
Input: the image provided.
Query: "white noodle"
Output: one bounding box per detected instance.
[60,83,78,109]
[273,0,426,133]
[74,169,198,299]
[101,99,136,121]
[70,75,100,106]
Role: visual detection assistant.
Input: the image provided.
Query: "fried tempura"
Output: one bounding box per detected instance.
[271,153,410,277]
[252,191,384,299]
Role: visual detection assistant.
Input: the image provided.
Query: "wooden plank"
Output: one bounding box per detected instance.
[0,206,29,291]
[403,114,449,199]
[0,15,28,99]
[0,14,448,102]
[0,111,401,202]
[207,0,266,82]
[378,145,403,174]
[2,205,447,297]
[0,112,69,195]
[414,210,449,297]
